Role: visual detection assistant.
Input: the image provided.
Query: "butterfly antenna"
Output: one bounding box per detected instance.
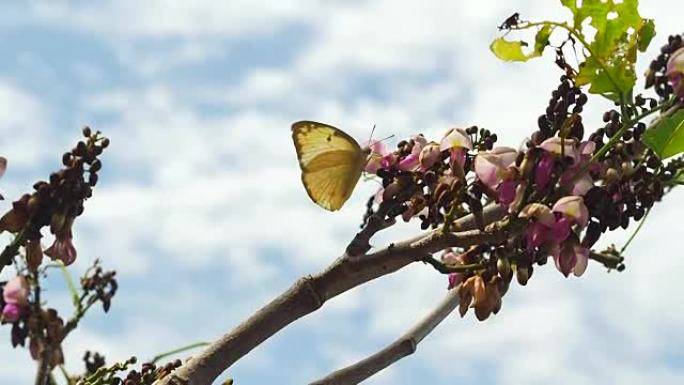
[368,124,376,143]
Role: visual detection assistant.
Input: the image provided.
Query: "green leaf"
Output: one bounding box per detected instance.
[637,19,656,52]
[674,170,684,185]
[490,38,530,62]
[490,25,554,63]
[560,0,646,100]
[643,110,684,159]
[534,25,554,56]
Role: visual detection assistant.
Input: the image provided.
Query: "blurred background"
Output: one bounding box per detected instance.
[1,1,683,384]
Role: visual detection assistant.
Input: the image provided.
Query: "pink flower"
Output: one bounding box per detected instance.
[498,180,517,205]
[2,276,29,323]
[553,239,589,277]
[552,196,589,228]
[440,128,472,152]
[667,47,684,98]
[539,138,596,195]
[519,203,555,226]
[3,276,29,305]
[539,137,577,159]
[474,147,517,189]
[399,135,427,171]
[363,140,390,173]
[44,236,77,266]
[535,153,555,190]
[448,273,463,289]
[1,303,22,322]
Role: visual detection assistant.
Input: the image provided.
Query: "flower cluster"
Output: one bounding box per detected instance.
[0,127,109,269]
[362,71,684,321]
[646,34,684,100]
[74,356,184,385]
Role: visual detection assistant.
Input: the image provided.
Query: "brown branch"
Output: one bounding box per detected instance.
[309,284,463,385]
[0,227,28,274]
[157,204,506,385]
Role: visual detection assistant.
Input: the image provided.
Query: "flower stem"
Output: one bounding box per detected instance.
[620,207,651,255]
[151,342,210,364]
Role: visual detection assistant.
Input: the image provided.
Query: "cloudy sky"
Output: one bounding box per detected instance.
[1,1,683,384]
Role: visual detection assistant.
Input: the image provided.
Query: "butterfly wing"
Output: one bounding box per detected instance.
[292,121,367,211]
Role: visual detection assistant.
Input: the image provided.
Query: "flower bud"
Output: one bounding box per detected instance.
[419,142,441,169]
[497,256,512,280]
[516,264,530,286]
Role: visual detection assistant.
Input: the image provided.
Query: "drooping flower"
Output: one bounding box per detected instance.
[553,237,590,277]
[440,128,473,171]
[440,128,473,152]
[1,303,22,322]
[2,275,30,323]
[667,46,684,98]
[535,152,555,190]
[44,235,77,266]
[3,276,29,305]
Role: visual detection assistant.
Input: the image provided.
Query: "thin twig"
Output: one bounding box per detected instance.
[151,342,210,364]
[309,284,463,385]
[156,204,506,385]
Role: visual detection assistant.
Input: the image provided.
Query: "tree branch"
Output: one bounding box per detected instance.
[309,284,463,385]
[157,204,506,385]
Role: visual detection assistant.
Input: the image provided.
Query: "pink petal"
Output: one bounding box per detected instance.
[448,273,464,289]
[535,153,554,190]
[498,180,517,205]
[474,153,501,189]
[549,216,572,242]
[573,246,589,277]
[540,137,577,160]
[1,303,22,322]
[440,128,473,151]
[3,276,29,305]
[490,147,517,168]
[398,153,419,171]
[526,221,548,250]
[554,243,577,277]
[552,196,589,228]
[449,148,467,170]
[519,203,556,227]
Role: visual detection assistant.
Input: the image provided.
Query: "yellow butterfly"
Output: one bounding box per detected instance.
[291,121,371,211]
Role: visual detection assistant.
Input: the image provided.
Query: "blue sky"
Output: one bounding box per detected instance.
[1,1,683,384]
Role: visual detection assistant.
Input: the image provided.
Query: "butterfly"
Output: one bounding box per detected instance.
[291,121,371,211]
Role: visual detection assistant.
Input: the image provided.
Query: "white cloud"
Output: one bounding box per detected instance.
[2,1,684,384]
[29,0,320,38]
